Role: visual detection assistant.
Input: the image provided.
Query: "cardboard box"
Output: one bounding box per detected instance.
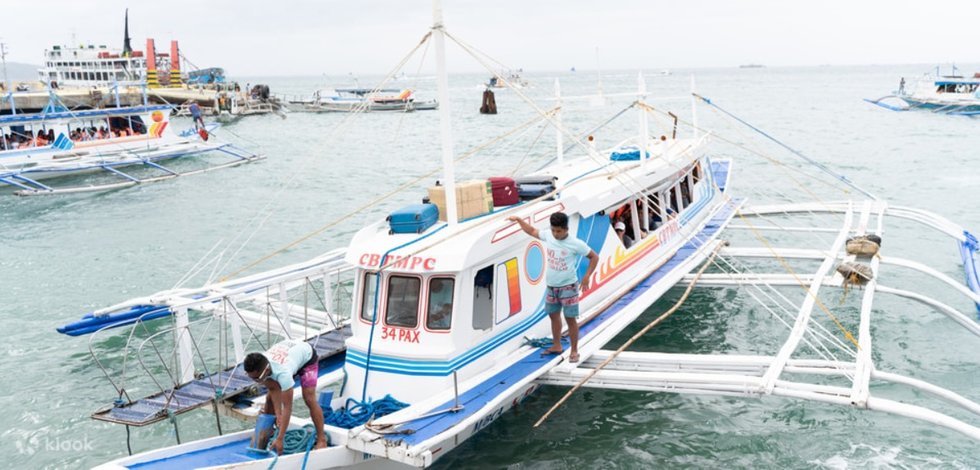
[428,180,494,221]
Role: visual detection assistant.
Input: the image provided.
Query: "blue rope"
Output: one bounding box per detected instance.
[693,93,878,201]
[523,336,554,348]
[324,394,409,429]
[260,424,321,470]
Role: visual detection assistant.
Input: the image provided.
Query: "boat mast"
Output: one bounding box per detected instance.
[122,9,133,58]
[0,42,9,93]
[554,78,563,165]
[690,75,699,140]
[432,0,459,226]
[637,72,649,159]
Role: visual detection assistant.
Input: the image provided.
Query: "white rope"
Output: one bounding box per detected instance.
[191,32,436,285]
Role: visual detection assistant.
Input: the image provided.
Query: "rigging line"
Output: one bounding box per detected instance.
[692,93,877,201]
[617,134,860,358]
[391,33,433,142]
[733,204,860,348]
[638,170,857,361]
[445,31,643,185]
[533,241,725,428]
[190,33,432,283]
[639,102,845,204]
[172,237,226,289]
[210,32,434,281]
[508,118,553,177]
[635,174,858,365]
[535,104,637,172]
[648,149,861,350]
[705,250,858,362]
[639,104,844,251]
[218,108,555,281]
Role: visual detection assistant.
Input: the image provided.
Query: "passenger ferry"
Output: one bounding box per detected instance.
[36,11,186,89]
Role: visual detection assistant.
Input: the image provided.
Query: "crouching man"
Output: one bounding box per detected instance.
[245,340,328,453]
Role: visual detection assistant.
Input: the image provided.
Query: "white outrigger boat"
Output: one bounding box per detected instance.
[64,4,980,469]
[865,66,980,116]
[0,100,263,195]
[284,88,438,113]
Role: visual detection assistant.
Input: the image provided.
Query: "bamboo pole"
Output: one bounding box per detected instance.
[533,241,726,428]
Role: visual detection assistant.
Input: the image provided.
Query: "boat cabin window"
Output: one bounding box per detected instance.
[385,275,421,328]
[494,259,522,324]
[426,277,454,330]
[360,272,379,323]
[472,265,494,330]
[646,193,664,230]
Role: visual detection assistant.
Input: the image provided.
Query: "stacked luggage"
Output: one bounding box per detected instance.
[388,174,558,234]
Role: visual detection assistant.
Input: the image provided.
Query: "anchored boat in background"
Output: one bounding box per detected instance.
[56,2,980,469]
[865,65,980,115]
[284,88,438,113]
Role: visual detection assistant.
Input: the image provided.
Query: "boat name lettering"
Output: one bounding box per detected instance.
[473,406,504,432]
[381,326,420,343]
[359,253,437,271]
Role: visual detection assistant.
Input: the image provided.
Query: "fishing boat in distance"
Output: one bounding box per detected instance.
[865,65,980,115]
[284,88,438,113]
[0,95,263,195]
[487,70,529,89]
[63,2,980,469]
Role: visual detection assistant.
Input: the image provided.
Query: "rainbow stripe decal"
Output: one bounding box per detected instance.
[505,258,522,316]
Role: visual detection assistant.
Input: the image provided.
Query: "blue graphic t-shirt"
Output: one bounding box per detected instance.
[539,230,591,287]
[262,340,312,390]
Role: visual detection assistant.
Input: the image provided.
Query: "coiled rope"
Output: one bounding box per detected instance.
[324,395,409,429]
[258,423,320,470]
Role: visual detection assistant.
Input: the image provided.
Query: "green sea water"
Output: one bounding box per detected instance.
[2,64,979,468]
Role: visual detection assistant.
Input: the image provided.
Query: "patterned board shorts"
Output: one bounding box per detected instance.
[545,283,580,318]
[299,361,319,388]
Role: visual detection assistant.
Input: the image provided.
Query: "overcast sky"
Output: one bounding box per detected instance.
[2,0,978,77]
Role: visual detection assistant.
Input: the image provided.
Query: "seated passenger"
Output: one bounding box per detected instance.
[427,278,454,329]
[614,221,634,249]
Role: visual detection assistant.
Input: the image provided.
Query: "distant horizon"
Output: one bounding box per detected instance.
[2,1,978,79]
[4,60,978,83]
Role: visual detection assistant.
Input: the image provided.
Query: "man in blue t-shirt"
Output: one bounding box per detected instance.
[508,212,598,363]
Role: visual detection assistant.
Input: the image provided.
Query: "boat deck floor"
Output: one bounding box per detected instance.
[93,326,352,426]
[126,437,263,469]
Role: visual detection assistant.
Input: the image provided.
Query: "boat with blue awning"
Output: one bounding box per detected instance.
[0,103,263,195]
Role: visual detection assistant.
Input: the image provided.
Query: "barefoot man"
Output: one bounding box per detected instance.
[245,340,328,453]
[508,212,599,363]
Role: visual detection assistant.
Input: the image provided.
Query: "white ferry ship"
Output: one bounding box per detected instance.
[36,10,184,89]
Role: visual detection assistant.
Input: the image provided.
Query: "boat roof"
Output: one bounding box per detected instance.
[345,139,702,273]
[936,81,980,86]
[0,105,172,126]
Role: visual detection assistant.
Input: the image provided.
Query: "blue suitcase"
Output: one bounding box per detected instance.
[516,176,557,201]
[387,203,439,234]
